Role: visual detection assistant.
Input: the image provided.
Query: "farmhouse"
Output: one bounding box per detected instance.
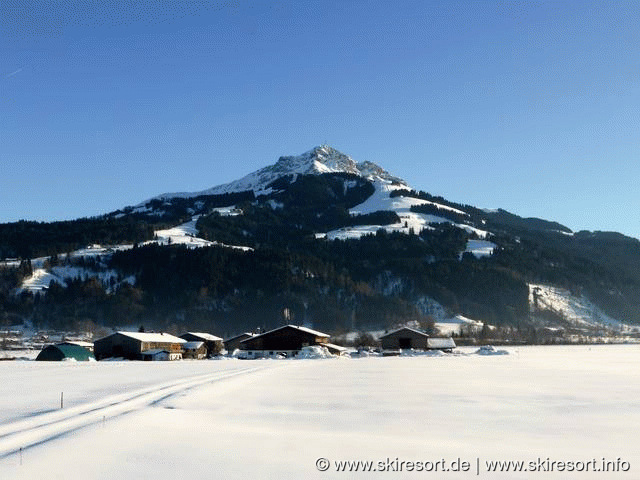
[94,331,186,360]
[224,332,255,353]
[36,344,95,362]
[380,327,430,350]
[239,325,330,359]
[179,332,223,357]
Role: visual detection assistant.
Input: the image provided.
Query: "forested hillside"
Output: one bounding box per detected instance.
[2,164,640,336]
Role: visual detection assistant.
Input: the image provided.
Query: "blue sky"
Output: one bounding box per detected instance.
[1,1,639,237]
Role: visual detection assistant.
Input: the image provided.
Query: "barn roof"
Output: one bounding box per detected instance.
[291,325,329,337]
[241,325,329,343]
[116,331,186,343]
[36,344,95,361]
[60,341,94,348]
[183,341,205,350]
[379,326,429,339]
[427,337,456,349]
[224,332,255,342]
[182,332,223,342]
[322,343,349,353]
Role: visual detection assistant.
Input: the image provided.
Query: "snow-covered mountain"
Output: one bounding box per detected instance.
[4,144,640,338]
[131,145,495,251]
[148,145,408,201]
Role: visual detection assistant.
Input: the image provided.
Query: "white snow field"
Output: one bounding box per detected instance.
[150,216,252,251]
[2,346,640,479]
[323,177,491,242]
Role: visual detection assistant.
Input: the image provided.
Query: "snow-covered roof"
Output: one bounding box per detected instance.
[117,331,186,343]
[61,341,94,348]
[380,326,429,338]
[285,325,329,337]
[242,325,329,342]
[427,338,456,349]
[183,332,223,341]
[224,332,255,342]
[183,341,204,350]
[321,342,349,352]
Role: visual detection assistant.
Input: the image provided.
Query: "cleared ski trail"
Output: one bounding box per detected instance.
[0,364,274,458]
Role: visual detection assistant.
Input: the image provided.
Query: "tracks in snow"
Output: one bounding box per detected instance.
[0,364,273,458]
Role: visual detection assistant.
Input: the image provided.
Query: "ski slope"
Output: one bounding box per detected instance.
[323,178,490,241]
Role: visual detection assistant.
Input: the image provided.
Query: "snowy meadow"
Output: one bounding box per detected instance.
[1,345,639,479]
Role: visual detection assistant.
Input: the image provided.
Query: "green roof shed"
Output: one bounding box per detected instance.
[36,344,95,362]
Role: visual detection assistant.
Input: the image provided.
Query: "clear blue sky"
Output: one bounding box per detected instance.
[2,1,639,237]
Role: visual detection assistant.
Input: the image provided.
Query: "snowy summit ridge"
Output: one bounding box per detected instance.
[152,145,408,201]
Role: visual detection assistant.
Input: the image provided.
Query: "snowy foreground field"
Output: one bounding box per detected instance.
[1,346,639,479]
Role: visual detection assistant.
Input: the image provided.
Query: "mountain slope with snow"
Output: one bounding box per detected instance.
[13,217,251,294]
[142,144,492,246]
[529,284,638,334]
[149,145,408,201]
[4,145,640,336]
[322,175,491,242]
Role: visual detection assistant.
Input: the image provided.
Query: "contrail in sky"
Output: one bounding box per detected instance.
[5,68,22,79]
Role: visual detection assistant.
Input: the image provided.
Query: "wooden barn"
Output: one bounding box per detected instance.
[380,327,429,350]
[239,325,330,359]
[223,332,255,353]
[93,331,186,360]
[182,341,207,360]
[179,332,223,357]
[36,344,95,362]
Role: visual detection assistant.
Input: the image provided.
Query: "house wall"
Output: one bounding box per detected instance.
[381,330,429,350]
[180,334,223,356]
[241,328,329,351]
[244,350,298,359]
[140,341,183,354]
[142,351,168,361]
[94,334,182,360]
[183,345,207,359]
[224,334,253,353]
[142,351,183,361]
[94,334,140,360]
